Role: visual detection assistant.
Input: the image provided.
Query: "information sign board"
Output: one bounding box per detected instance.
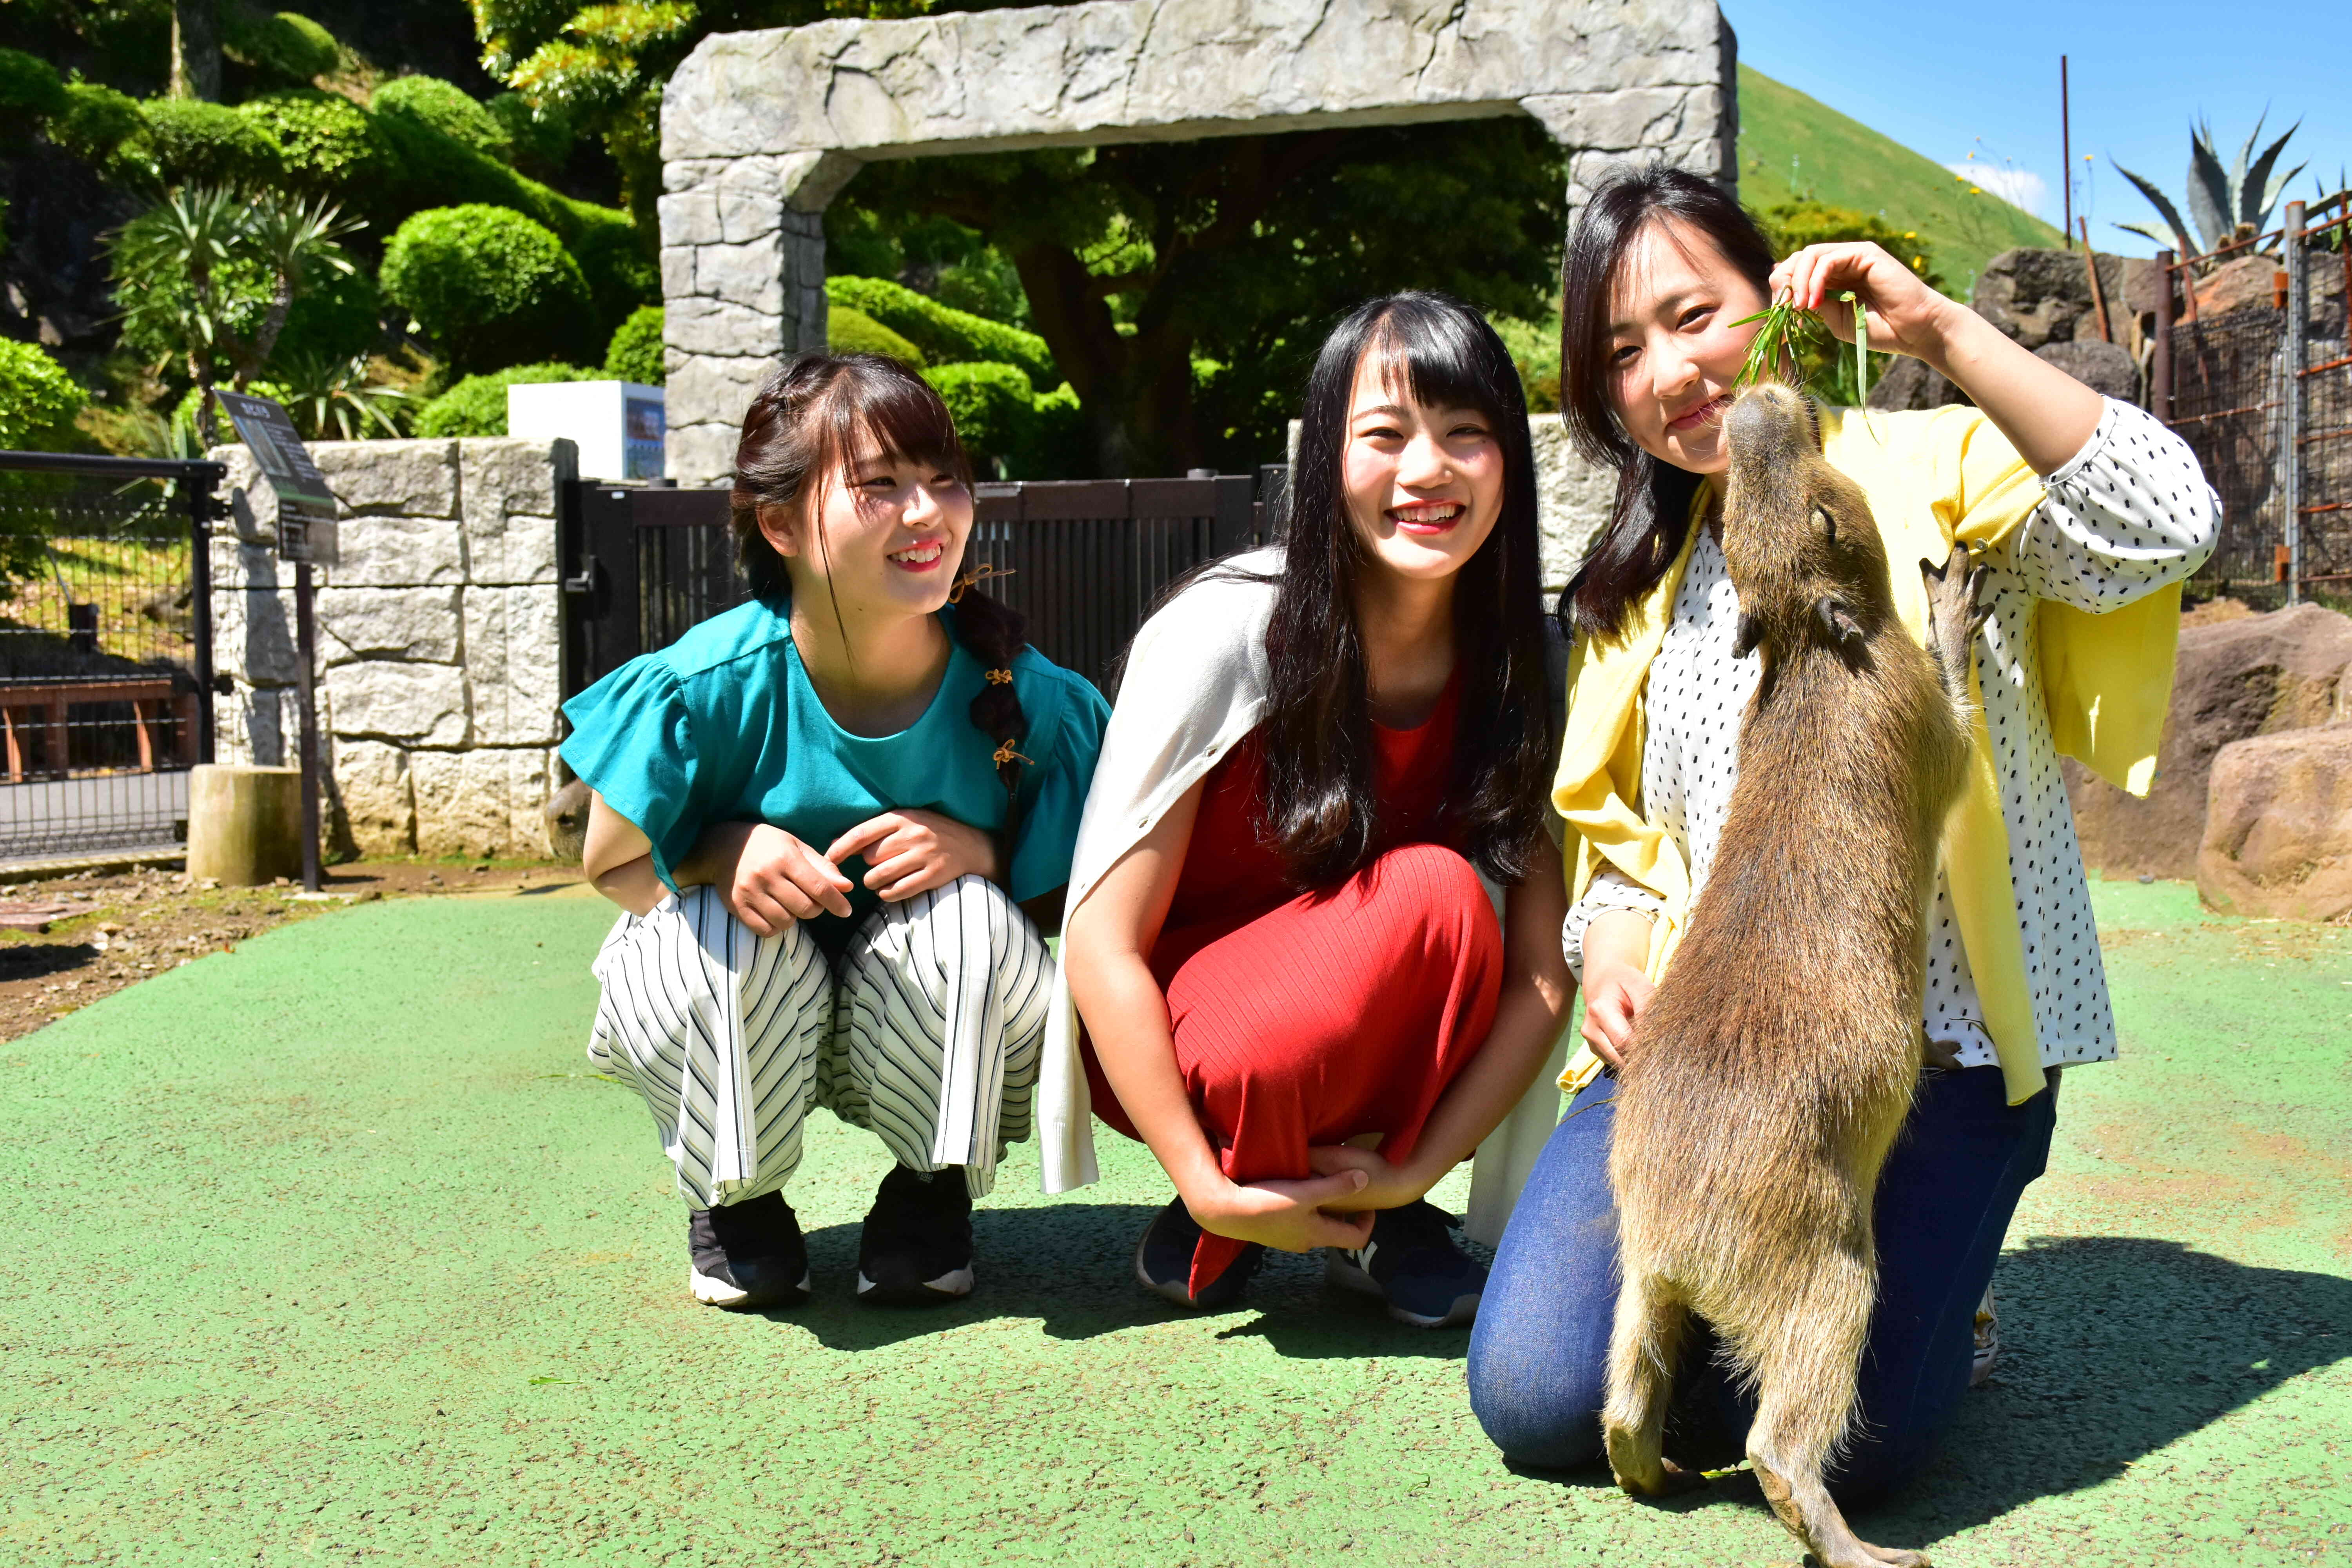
[214,390,337,562]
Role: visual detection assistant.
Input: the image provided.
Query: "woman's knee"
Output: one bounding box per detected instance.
[1466,1322,1607,1470]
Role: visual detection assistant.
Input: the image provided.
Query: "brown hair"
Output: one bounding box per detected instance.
[730,351,1034,848]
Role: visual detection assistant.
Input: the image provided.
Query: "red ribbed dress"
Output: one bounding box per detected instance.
[1083,674,1506,1294]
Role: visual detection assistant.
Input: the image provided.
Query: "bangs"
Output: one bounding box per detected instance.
[812,355,972,487]
[1359,296,1526,427]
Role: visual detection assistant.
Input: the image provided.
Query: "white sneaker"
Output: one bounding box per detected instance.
[1970,1284,1999,1387]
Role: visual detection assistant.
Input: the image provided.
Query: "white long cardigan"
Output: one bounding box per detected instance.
[1035,547,1572,1245]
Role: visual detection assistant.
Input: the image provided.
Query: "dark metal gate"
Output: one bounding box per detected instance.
[561,471,1283,700]
[0,450,221,864]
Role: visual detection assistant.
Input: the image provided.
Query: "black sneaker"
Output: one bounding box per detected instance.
[1325,1200,1484,1327]
[687,1191,810,1309]
[857,1165,976,1305]
[1134,1196,1263,1310]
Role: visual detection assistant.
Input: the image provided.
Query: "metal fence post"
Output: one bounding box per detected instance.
[2152,249,2174,426]
[2281,202,2305,605]
[186,459,224,766]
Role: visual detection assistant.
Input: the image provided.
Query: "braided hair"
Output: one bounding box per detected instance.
[730,351,1034,866]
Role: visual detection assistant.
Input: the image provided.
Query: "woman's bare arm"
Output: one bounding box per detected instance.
[1062,780,1373,1252]
[583,793,666,915]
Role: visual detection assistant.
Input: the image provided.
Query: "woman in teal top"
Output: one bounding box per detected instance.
[562,352,1108,1312]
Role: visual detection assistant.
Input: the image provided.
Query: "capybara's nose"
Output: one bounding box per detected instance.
[1725,383,1803,455]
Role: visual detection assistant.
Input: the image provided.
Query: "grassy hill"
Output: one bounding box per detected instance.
[1738,64,2067,295]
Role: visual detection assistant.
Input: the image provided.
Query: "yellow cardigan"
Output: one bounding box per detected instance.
[1552,406,2182,1106]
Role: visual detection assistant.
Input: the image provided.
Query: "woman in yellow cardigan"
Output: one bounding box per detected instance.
[1465,167,2216,1497]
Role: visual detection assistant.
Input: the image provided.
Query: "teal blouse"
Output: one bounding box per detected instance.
[559,597,1110,926]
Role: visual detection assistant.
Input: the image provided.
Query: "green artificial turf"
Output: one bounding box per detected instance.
[1739,64,2070,296]
[2,881,2346,1565]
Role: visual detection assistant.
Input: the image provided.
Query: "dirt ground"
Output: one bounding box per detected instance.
[0,859,583,1043]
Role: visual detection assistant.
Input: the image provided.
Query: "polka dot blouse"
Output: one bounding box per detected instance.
[1564,399,2219,1071]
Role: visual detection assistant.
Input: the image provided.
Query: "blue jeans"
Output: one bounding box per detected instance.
[1466,1065,2058,1503]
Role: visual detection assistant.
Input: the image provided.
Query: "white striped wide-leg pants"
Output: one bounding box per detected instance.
[587,876,1051,1209]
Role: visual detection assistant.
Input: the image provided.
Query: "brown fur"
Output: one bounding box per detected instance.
[1601,384,1984,1568]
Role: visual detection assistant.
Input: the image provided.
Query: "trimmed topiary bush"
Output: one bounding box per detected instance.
[0,47,66,143]
[224,12,341,85]
[567,205,658,336]
[373,76,512,163]
[603,305,665,385]
[828,276,1055,388]
[0,338,86,450]
[414,361,593,438]
[49,82,143,164]
[829,306,925,367]
[486,92,570,175]
[129,97,283,187]
[381,204,593,373]
[236,89,392,202]
[924,361,1034,473]
[274,263,383,366]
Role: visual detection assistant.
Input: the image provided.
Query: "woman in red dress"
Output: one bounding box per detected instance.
[1062,293,1573,1327]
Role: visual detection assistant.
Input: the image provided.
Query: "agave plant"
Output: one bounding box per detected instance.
[269,349,409,441]
[2112,113,2307,260]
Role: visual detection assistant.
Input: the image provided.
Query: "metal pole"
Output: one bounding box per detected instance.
[2152,249,2175,425]
[294,559,322,890]
[2281,201,2305,606]
[2060,55,2073,249]
[186,460,222,766]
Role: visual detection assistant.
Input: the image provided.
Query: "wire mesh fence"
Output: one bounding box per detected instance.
[2158,193,2352,604]
[0,453,219,863]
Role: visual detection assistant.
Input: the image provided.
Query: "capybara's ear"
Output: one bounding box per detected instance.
[1812,505,1835,544]
[1815,596,1864,647]
[1733,612,1765,659]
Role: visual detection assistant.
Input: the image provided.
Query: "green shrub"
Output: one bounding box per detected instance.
[603,305,665,385]
[373,76,511,163]
[924,361,1035,472]
[274,262,383,365]
[567,204,658,334]
[486,92,570,175]
[1018,382,1089,478]
[414,361,592,438]
[0,47,66,142]
[381,204,594,373]
[49,82,143,164]
[828,276,1056,388]
[829,306,925,367]
[236,89,392,201]
[129,97,283,187]
[223,11,340,85]
[0,338,86,450]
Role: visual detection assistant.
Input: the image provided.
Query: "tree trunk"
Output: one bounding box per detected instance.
[1009,243,1201,477]
[169,0,221,102]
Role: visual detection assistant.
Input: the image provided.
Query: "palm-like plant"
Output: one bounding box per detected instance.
[2112,113,2307,261]
[107,184,363,444]
[270,349,409,441]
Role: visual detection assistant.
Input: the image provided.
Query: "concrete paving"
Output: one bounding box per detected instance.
[2,880,2346,1565]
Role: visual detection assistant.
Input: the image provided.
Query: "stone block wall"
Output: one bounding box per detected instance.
[207,438,577,861]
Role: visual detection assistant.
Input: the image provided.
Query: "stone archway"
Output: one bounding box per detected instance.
[658,0,1737,484]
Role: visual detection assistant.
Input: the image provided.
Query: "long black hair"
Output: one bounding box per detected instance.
[1556,164,1775,641]
[730,352,1033,843]
[1261,291,1553,888]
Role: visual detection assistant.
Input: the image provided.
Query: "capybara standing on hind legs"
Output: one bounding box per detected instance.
[1601,383,1984,1568]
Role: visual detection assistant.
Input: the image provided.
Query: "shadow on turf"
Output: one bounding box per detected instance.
[755,1204,1473,1360]
[1505,1235,2352,1539]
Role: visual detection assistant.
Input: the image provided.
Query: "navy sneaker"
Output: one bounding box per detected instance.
[857,1165,976,1305]
[1325,1200,1484,1327]
[1134,1196,1262,1310]
[688,1191,811,1309]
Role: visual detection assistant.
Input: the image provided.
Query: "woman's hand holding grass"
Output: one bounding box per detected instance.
[1769,241,1959,368]
[826,809,998,902]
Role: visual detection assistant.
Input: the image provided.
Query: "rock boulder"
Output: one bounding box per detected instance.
[2033,338,2139,403]
[2197,728,2352,920]
[2065,603,2352,880]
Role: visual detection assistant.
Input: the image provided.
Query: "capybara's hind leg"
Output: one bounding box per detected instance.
[1744,1256,1930,1568]
[1602,1271,1702,1495]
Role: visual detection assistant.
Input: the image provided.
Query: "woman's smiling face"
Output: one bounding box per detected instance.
[761,435,973,621]
[1605,216,1769,476]
[1338,347,1505,585]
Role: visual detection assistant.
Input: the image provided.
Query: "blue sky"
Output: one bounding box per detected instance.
[1721,0,2352,256]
